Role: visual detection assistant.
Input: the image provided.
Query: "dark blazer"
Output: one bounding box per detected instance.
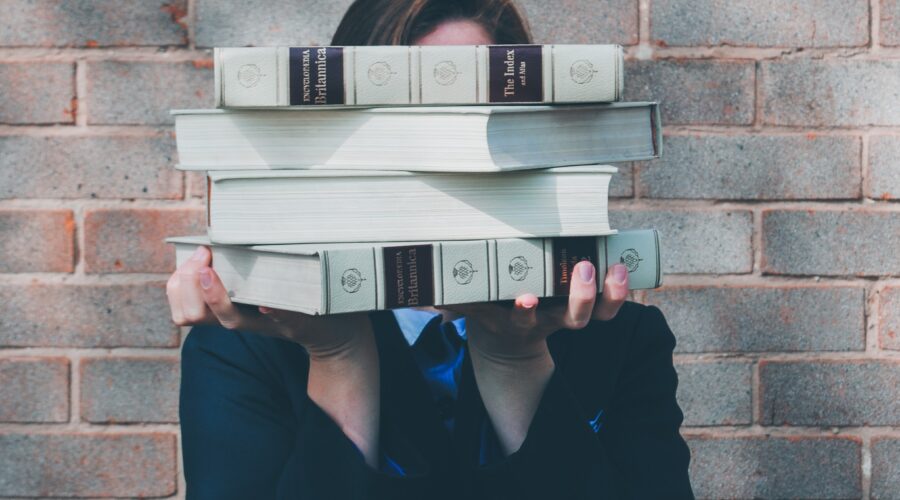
[180,301,694,499]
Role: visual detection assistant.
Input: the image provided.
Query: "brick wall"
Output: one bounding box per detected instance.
[0,0,896,497]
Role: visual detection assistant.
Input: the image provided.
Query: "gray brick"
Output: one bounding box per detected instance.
[196,0,354,47]
[0,135,181,199]
[762,210,900,276]
[639,135,861,200]
[0,358,68,423]
[762,60,900,126]
[609,209,753,274]
[872,438,900,500]
[83,208,206,273]
[0,0,187,47]
[0,284,178,348]
[651,0,868,48]
[646,287,865,353]
[609,163,633,198]
[0,433,176,497]
[80,358,178,423]
[0,209,74,272]
[868,135,900,200]
[624,60,755,125]
[519,0,638,45]
[0,63,74,124]
[760,361,900,425]
[688,437,861,499]
[86,61,212,125]
[883,0,900,46]
[675,361,751,426]
[882,286,900,350]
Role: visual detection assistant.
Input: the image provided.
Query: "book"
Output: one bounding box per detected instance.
[169,229,661,315]
[205,165,616,245]
[173,102,661,172]
[214,45,624,107]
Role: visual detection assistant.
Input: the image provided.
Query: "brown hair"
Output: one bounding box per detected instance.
[331,0,532,46]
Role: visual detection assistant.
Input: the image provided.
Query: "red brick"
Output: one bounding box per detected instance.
[880,286,900,350]
[86,61,213,125]
[0,62,74,124]
[0,209,74,273]
[868,135,900,200]
[762,209,900,276]
[0,134,181,200]
[883,0,900,46]
[652,0,869,48]
[0,433,176,497]
[519,0,638,45]
[872,437,900,499]
[0,0,188,47]
[760,361,900,426]
[81,357,179,423]
[0,283,178,347]
[84,207,205,273]
[688,436,861,499]
[0,358,69,422]
[186,171,208,199]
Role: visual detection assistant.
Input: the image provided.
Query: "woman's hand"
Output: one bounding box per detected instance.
[166,246,381,466]
[446,260,630,362]
[441,260,629,455]
[166,245,372,360]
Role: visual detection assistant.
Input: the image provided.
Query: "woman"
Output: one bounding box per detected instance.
[169,1,693,498]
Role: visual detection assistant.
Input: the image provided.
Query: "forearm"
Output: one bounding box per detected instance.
[306,328,380,467]
[468,339,555,456]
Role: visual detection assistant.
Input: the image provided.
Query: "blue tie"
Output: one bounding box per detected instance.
[409,315,466,432]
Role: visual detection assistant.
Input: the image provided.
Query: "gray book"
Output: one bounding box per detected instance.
[204,165,616,245]
[173,102,661,173]
[168,230,662,315]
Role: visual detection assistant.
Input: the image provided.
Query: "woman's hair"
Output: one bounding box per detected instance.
[331,0,532,45]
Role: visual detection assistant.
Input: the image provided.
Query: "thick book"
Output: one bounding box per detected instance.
[205,165,616,245]
[169,230,662,315]
[214,45,624,107]
[173,102,661,172]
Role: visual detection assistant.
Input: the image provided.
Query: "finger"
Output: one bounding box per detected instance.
[594,263,629,321]
[564,260,597,330]
[181,247,216,324]
[509,294,539,329]
[166,271,186,325]
[198,266,249,331]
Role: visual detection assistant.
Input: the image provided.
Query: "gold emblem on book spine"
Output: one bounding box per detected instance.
[237,64,265,88]
[340,268,365,293]
[508,256,532,281]
[619,249,643,272]
[367,61,396,86]
[433,60,460,86]
[452,260,476,285]
[569,59,597,85]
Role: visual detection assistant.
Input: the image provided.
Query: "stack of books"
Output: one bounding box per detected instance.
[168,44,663,315]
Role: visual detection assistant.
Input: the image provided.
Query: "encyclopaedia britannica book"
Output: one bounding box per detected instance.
[169,229,661,315]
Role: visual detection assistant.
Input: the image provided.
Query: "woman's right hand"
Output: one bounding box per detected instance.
[166,245,372,360]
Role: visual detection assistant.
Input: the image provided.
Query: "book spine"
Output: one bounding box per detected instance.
[214,45,624,108]
[322,230,660,314]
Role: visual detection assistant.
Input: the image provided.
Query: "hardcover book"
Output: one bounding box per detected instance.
[214,45,624,107]
[169,230,661,315]
[173,102,661,172]
[204,166,616,245]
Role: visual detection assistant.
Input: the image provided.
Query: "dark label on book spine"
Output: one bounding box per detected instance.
[290,47,345,105]
[552,237,598,296]
[488,45,543,103]
[383,245,434,308]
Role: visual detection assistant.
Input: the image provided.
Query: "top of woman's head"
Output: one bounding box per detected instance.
[331,0,532,46]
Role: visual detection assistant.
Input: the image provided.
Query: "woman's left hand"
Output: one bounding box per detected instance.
[443,260,630,362]
[438,260,629,455]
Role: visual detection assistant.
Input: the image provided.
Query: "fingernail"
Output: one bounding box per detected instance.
[521,301,536,309]
[612,264,628,284]
[259,306,272,314]
[578,261,595,283]
[199,268,212,289]
[190,246,205,261]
